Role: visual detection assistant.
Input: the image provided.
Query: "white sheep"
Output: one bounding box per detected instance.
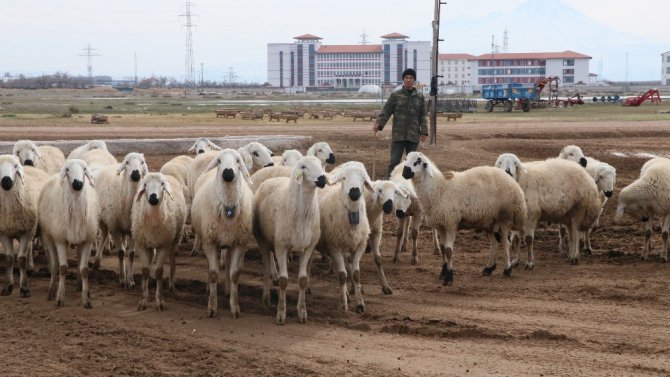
[160,155,193,205]
[307,141,336,167]
[558,144,588,167]
[80,148,118,178]
[190,149,254,318]
[579,156,616,253]
[12,140,65,175]
[187,137,222,155]
[132,172,187,311]
[495,153,601,266]
[67,140,109,160]
[315,161,372,313]
[404,152,527,285]
[270,149,303,167]
[389,163,429,265]
[95,152,149,287]
[0,155,49,298]
[253,155,328,324]
[38,159,99,308]
[616,157,670,262]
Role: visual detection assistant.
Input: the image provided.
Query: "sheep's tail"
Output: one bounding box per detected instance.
[512,199,527,232]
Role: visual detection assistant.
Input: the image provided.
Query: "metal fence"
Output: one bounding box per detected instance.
[434,98,478,113]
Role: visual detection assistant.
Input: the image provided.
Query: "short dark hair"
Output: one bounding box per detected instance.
[402,68,416,80]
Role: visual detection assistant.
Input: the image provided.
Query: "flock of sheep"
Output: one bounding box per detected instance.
[0,136,666,324]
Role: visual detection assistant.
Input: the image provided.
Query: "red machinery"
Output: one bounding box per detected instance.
[623,89,662,106]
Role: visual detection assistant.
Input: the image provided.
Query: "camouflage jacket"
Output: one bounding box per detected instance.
[376,86,428,143]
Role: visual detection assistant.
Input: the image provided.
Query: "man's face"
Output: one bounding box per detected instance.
[403,75,415,89]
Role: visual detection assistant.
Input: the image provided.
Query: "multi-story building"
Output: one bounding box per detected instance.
[662,51,670,86]
[468,51,591,87]
[438,54,474,86]
[267,33,431,91]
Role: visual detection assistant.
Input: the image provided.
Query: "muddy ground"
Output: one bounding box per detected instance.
[1,111,670,376]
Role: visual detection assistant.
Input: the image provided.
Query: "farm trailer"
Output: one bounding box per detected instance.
[482,83,538,112]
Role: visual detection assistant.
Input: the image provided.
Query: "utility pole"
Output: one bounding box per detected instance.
[200,62,204,89]
[429,0,445,145]
[134,52,138,86]
[179,1,197,89]
[79,43,99,86]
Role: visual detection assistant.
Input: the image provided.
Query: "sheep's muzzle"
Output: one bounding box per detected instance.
[222,168,235,182]
[402,166,414,179]
[1,176,13,191]
[579,158,587,167]
[326,154,336,164]
[24,159,34,167]
[198,149,205,154]
[265,162,274,167]
[130,170,141,182]
[315,175,326,188]
[395,209,405,218]
[383,199,393,214]
[348,187,361,201]
[148,193,160,206]
[605,191,613,198]
[72,179,84,191]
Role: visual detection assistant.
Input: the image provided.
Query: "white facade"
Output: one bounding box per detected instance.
[267,33,431,91]
[438,54,474,86]
[663,51,670,86]
[468,51,591,89]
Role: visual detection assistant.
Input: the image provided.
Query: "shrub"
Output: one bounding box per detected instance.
[68,105,80,114]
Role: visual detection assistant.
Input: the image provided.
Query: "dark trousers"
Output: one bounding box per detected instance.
[388,140,419,178]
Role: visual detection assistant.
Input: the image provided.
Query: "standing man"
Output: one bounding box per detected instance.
[373,68,429,178]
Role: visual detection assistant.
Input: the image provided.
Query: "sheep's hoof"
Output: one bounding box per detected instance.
[569,258,579,265]
[433,248,441,256]
[55,298,65,308]
[661,256,668,263]
[392,256,400,264]
[46,288,56,301]
[1,284,13,296]
[207,309,216,318]
[355,304,365,314]
[439,264,447,279]
[511,259,519,268]
[297,310,307,323]
[411,256,418,265]
[482,264,496,276]
[231,309,240,319]
[137,301,147,311]
[503,267,512,277]
[20,287,30,298]
[92,260,101,271]
[156,302,165,312]
[442,269,454,286]
[381,285,393,295]
[583,248,592,255]
[83,300,92,309]
[276,313,286,325]
[525,262,534,270]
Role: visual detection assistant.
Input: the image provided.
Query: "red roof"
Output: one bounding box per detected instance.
[381,32,409,39]
[318,45,383,53]
[439,53,476,60]
[294,34,322,40]
[473,51,591,60]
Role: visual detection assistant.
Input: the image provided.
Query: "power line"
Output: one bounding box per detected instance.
[179,1,197,88]
[78,43,100,85]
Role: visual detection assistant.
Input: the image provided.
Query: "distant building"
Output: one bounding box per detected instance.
[438,53,474,86]
[663,51,670,86]
[470,51,591,87]
[267,33,431,91]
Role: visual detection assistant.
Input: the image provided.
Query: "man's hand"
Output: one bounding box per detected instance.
[373,121,380,136]
[420,134,428,143]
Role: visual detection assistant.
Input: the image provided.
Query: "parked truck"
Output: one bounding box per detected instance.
[482,83,538,112]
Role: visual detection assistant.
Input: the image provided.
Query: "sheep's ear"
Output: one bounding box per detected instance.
[16,163,25,184]
[116,160,127,175]
[516,161,527,177]
[84,168,95,188]
[208,141,222,151]
[204,157,220,174]
[423,162,434,178]
[240,150,253,171]
[59,167,68,184]
[141,156,149,175]
[363,173,374,191]
[329,171,344,185]
[293,167,304,184]
[615,204,625,221]
[163,180,175,201]
[187,141,197,153]
[238,158,253,186]
[135,183,146,202]
[306,145,316,156]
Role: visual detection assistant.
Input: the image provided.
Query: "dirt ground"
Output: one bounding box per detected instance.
[1,113,670,376]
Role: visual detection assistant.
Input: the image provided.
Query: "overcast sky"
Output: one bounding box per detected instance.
[1,0,667,83]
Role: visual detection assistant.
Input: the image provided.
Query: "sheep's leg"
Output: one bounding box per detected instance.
[524,225,537,270]
[437,228,456,286]
[220,247,228,269]
[510,231,521,267]
[258,242,273,309]
[660,215,670,263]
[351,242,366,314]
[27,241,35,276]
[558,225,569,256]
[0,236,15,296]
[370,222,392,295]
[55,242,69,307]
[190,235,201,257]
[223,248,232,298]
[269,251,280,285]
[643,217,654,260]
[483,231,499,276]
[154,248,167,311]
[409,217,421,265]
[45,238,57,301]
[568,221,580,264]
[582,229,592,255]
[93,227,106,270]
[113,233,127,288]
[204,246,220,318]
[137,247,151,311]
[228,245,244,319]
[126,237,136,288]
[331,251,348,312]
[275,247,289,325]
[500,228,512,277]
[432,227,441,256]
[79,242,93,309]
[297,247,314,324]
[393,217,406,263]
[168,245,177,294]
[17,234,32,298]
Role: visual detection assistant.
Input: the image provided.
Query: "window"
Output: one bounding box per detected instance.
[563,76,574,83]
[667,67,670,74]
[563,69,574,74]
[667,56,670,62]
[563,59,574,66]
